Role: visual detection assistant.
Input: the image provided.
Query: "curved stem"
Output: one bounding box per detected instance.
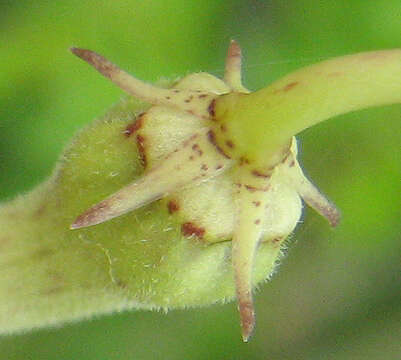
[215,49,401,166]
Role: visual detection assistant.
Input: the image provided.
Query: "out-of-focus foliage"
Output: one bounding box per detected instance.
[0,0,400,359]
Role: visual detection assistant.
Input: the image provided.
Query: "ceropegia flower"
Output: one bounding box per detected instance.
[69,41,401,341]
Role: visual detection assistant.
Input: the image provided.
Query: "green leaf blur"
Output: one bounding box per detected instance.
[0,0,400,359]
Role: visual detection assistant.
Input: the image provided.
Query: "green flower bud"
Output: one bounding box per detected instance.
[1,41,400,341]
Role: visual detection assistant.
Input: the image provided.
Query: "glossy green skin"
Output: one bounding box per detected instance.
[0,98,281,334]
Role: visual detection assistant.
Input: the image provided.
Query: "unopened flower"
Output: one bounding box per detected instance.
[70,41,401,341]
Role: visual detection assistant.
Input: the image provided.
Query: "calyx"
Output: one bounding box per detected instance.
[70,41,340,341]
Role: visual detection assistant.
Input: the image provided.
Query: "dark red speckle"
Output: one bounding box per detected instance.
[207,130,231,159]
[167,200,180,214]
[283,81,299,92]
[124,113,145,137]
[208,99,216,118]
[252,169,271,178]
[192,143,203,156]
[181,222,205,238]
[244,184,270,192]
[271,237,282,247]
[226,140,235,148]
[239,157,250,166]
[245,185,258,192]
[185,95,194,103]
[136,134,147,168]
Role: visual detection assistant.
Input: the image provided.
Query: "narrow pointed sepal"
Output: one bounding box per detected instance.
[70,48,216,118]
[285,154,340,227]
[299,183,340,227]
[71,129,232,229]
[232,173,271,341]
[224,40,249,93]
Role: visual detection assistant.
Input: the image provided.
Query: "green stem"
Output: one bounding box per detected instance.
[215,50,401,166]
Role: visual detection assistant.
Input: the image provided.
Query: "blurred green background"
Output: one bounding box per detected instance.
[0,0,400,359]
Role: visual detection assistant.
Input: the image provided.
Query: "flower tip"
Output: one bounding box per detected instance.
[70,47,99,66]
[228,39,241,57]
[238,298,255,343]
[241,320,254,343]
[70,47,86,57]
[69,222,81,230]
[328,207,341,228]
[70,214,91,230]
[70,47,117,79]
[70,46,94,60]
[242,331,251,343]
[70,201,112,230]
